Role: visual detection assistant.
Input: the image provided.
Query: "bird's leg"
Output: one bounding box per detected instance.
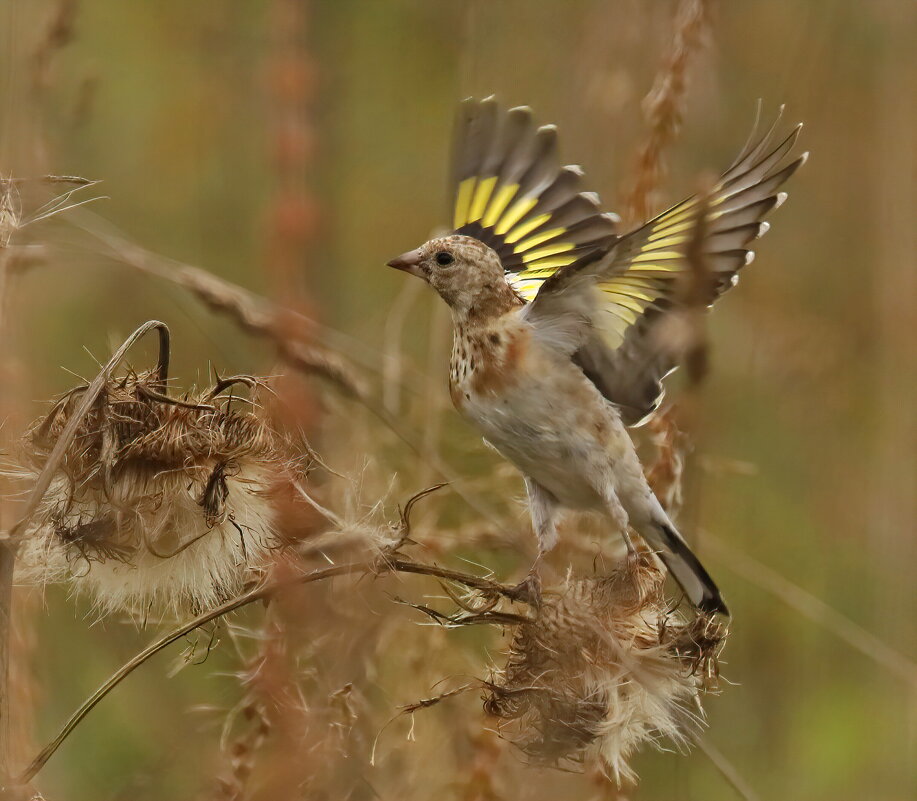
[525,476,558,553]
[599,481,637,557]
[509,478,559,607]
[509,558,543,607]
[621,529,637,556]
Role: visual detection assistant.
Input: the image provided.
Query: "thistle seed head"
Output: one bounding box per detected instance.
[14,370,304,618]
[484,552,726,784]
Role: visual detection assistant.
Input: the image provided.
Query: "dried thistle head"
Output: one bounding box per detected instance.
[484,552,726,784]
[13,370,307,618]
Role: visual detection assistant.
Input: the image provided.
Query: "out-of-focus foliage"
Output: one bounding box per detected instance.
[1,1,915,800]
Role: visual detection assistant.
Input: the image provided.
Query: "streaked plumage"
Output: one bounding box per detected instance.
[388,98,806,615]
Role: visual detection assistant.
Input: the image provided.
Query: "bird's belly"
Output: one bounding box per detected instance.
[461,391,607,510]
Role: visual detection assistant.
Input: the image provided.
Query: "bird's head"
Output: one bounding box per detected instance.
[387,234,520,321]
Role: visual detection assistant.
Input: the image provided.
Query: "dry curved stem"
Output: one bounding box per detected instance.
[399,684,478,714]
[205,373,261,401]
[391,593,529,628]
[0,321,168,784]
[704,532,917,686]
[695,737,760,801]
[17,553,519,784]
[134,382,212,411]
[386,558,515,597]
[390,483,448,552]
[370,682,482,768]
[0,175,95,187]
[139,520,214,561]
[66,212,366,401]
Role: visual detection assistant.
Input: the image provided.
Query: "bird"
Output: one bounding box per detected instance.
[387,97,806,616]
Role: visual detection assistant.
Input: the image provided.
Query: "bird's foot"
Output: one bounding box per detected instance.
[507,566,543,608]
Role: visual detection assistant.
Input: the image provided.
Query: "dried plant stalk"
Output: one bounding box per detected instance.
[484,552,725,784]
[21,550,521,784]
[644,407,688,515]
[623,0,709,225]
[70,216,366,401]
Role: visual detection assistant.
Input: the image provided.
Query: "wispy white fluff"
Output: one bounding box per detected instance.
[484,556,725,784]
[16,460,281,619]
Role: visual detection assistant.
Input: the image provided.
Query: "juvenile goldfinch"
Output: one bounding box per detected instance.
[388,98,806,615]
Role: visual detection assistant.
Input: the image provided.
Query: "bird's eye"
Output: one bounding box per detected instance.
[434,251,454,266]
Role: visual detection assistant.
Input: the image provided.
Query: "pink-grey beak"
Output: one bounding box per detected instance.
[386,248,424,278]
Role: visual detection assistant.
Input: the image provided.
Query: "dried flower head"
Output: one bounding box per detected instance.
[14,370,305,617]
[484,552,726,784]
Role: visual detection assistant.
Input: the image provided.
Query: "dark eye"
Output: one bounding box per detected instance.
[434,251,454,266]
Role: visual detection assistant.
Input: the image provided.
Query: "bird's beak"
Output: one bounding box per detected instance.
[386,248,424,278]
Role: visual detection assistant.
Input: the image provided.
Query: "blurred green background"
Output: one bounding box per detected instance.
[1,1,915,799]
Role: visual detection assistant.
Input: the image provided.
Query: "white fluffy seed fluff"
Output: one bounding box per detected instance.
[12,372,300,619]
[484,553,726,784]
[17,464,279,618]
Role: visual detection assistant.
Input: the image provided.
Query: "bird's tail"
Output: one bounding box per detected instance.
[644,521,729,616]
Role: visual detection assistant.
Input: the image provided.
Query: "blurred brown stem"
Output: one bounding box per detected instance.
[695,737,760,801]
[623,0,708,225]
[704,532,917,686]
[66,213,365,401]
[18,554,517,784]
[0,222,18,791]
[0,542,15,786]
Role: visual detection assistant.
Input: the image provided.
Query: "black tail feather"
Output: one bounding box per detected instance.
[657,523,729,616]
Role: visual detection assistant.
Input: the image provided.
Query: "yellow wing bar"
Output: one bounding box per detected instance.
[451,97,618,278]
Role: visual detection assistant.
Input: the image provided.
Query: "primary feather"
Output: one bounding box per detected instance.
[451,97,619,281]
[451,98,807,424]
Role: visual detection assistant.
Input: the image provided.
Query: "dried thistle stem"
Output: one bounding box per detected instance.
[695,737,760,801]
[69,215,365,401]
[623,0,709,225]
[0,320,168,790]
[18,554,517,784]
[0,542,14,784]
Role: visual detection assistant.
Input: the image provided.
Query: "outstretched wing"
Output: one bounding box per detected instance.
[451,97,619,295]
[525,108,807,424]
